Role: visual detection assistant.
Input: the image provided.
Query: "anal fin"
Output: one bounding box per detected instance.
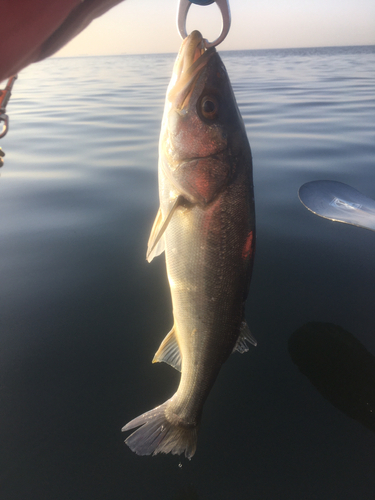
[233,321,257,353]
[152,326,182,372]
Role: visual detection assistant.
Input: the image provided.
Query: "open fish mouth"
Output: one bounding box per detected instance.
[167,30,216,111]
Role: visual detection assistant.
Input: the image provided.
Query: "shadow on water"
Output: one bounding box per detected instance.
[172,484,200,500]
[288,322,375,433]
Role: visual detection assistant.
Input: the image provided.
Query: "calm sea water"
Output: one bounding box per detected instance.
[0,45,375,499]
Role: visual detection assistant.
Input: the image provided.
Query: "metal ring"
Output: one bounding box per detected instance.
[177,0,231,49]
[0,114,9,139]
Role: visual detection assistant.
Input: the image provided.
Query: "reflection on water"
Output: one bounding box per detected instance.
[289,322,375,433]
[3,170,82,179]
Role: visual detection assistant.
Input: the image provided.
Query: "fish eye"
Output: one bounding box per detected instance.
[199,95,219,120]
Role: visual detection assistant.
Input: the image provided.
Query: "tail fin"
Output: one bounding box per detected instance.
[122,399,198,459]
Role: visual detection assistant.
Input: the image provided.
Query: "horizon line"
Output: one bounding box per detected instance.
[53,43,375,59]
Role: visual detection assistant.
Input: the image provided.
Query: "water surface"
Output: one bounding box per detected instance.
[0,45,375,499]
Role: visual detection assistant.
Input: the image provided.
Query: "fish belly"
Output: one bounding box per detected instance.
[162,167,255,424]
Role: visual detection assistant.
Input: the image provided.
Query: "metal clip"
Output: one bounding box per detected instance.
[0,75,18,139]
[177,0,231,49]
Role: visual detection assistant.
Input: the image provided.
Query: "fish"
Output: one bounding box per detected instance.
[122,30,256,459]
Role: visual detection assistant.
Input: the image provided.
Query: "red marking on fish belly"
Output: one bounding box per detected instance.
[242,231,254,259]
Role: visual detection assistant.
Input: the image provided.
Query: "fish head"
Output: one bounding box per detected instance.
[160,31,250,206]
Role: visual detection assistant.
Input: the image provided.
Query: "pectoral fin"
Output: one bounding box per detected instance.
[233,322,257,353]
[146,196,183,263]
[146,208,165,262]
[152,326,182,372]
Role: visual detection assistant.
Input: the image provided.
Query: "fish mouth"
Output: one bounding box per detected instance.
[168,31,216,111]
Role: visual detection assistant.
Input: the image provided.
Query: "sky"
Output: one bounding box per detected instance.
[55,0,375,57]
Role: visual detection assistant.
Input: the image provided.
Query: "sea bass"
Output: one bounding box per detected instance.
[122,30,256,458]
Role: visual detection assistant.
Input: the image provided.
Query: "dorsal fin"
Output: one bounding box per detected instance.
[233,322,257,353]
[152,326,182,372]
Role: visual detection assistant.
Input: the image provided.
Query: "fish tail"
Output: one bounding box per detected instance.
[122,398,198,459]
